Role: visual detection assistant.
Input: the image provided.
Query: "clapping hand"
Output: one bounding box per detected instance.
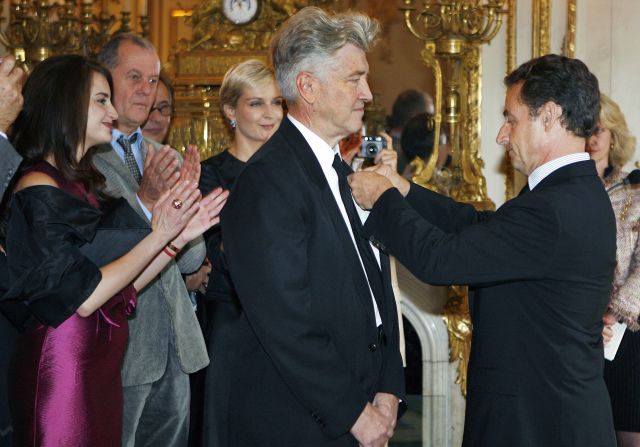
[0,55,25,133]
[150,181,202,243]
[139,145,180,209]
[174,187,229,246]
[138,144,203,210]
[178,145,201,183]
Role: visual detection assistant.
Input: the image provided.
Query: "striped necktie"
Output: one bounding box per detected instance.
[117,133,142,184]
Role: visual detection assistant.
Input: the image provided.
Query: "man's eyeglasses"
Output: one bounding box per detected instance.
[150,103,173,117]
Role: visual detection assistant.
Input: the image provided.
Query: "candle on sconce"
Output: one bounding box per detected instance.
[138,0,147,15]
[123,0,131,12]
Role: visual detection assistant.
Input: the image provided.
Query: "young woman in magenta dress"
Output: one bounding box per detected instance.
[1,54,227,446]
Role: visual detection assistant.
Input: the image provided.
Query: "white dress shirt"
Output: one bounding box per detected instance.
[288,115,382,326]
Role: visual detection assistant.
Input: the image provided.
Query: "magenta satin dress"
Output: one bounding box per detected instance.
[5,163,137,446]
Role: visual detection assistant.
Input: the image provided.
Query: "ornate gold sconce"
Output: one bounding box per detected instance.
[401,0,506,396]
[0,1,150,70]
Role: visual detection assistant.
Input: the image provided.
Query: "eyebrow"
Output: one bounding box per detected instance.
[348,70,367,78]
[126,69,158,80]
[95,91,110,97]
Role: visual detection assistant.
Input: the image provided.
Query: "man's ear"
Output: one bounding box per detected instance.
[541,101,562,130]
[296,71,316,104]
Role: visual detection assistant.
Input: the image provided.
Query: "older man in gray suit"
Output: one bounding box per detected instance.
[93,34,208,447]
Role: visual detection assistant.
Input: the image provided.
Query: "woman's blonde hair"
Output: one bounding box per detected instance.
[219,59,277,118]
[600,93,636,169]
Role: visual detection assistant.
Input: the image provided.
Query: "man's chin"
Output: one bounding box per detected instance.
[346,122,363,137]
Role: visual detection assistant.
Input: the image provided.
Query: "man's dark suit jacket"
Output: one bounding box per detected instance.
[219,118,405,446]
[364,160,617,447]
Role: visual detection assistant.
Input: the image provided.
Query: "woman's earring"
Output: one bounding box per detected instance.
[230,119,236,128]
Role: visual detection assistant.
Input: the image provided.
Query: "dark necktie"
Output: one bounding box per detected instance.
[117,133,142,184]
[332,154,386,317]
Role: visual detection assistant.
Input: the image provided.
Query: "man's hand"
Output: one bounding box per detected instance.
[370,164,410,196]
[348,171,394,210]
[0,55,25,133]
[373,392,399,430]
[138,144,180,209]
[350,402,394,447]
[179,144,201,184]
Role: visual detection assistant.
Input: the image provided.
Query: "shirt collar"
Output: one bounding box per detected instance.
[528,152,590,190]
[111,127,143,147]
[287,115,340,170]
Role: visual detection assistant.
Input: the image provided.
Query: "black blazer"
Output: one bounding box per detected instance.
[364,160,617,447]
[218,118,405,446]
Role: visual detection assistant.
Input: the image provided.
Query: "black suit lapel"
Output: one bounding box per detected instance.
[278,119,380,326]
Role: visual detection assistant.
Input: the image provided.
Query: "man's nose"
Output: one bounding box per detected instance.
[360,80,373,102]
[496,124,508,146]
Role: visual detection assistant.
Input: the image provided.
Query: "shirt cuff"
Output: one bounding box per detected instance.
[0,131,7,140]
[136,194,153,220]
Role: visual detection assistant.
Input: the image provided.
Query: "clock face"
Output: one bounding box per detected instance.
[223,0,259,25]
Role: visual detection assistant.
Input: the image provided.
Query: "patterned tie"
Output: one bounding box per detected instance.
[332,154,386,316]
[117,133,142,184]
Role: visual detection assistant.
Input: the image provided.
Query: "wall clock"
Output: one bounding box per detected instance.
[223,0,260,25]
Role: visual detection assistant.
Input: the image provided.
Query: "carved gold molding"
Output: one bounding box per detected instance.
[532,0,551,57]
[506,0,516,74]
[442,285,472,396]
[563,0,577,58]
[504,0,516,201]
[411,42,442,191]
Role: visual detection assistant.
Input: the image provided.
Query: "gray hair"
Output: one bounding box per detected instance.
[270,6,380,102]
[98,33,156,70]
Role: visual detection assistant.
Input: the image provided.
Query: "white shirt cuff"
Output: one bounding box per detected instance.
[136,194,153,220]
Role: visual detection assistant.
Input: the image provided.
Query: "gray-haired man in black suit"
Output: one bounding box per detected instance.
[215,7,405,447]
